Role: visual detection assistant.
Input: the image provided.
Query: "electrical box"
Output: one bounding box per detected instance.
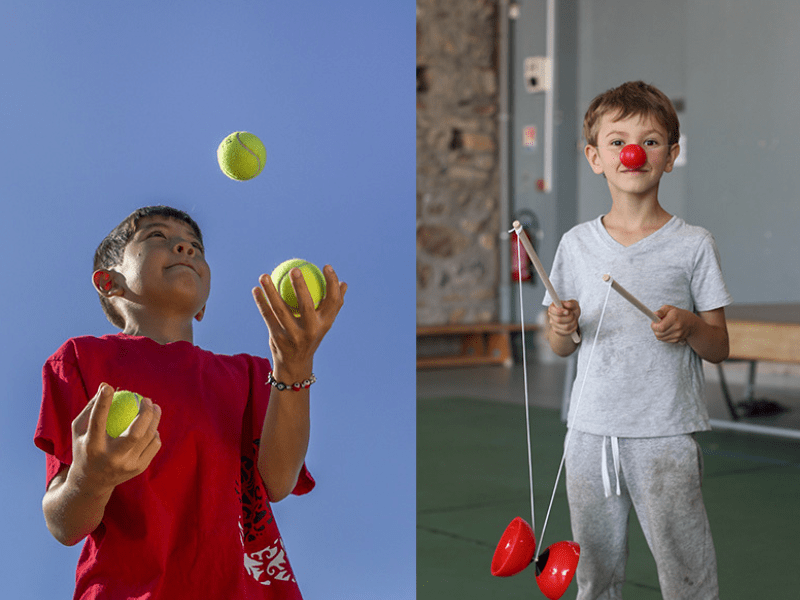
[524,56,552,94]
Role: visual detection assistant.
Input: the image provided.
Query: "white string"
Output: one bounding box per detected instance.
[512,229,536,531]
[535,276,613,560]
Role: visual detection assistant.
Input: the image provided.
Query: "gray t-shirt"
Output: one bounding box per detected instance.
[543,215,732,437]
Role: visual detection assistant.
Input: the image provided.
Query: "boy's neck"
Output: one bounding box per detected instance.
[122,312,195,345]
[602,193,672,247]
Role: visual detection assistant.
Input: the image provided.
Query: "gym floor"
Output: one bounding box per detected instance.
[417,359,800,599]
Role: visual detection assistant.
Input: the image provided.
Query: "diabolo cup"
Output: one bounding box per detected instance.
[535,540,581,599]
[491,517,536,577]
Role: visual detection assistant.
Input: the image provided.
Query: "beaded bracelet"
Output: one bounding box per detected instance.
[267,371,316,391]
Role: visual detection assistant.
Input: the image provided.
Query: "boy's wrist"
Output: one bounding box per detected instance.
[271,360,314,384]
[66,463,116,501]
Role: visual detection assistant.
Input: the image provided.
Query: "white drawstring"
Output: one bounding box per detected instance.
[601,435,621,497]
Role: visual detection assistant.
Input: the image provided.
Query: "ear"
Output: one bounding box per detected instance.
[92,270,123,297]
[585,144,604,174]
[662,143,681,174]
[194,305,206,322]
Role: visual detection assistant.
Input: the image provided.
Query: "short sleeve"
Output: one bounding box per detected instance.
[34,341,92,488]
[691,232,733,312]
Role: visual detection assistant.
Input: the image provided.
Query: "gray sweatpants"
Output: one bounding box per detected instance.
[565,431,719,599]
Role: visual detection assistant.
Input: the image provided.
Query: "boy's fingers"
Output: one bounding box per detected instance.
[290,268,315,317]
[252,285,271,319]
[139,429,163,466]
[260,273,296,321]
[124,397,155,438]
[86,383,114,440]
[134,402,162,461]
[72,399,94,437]
[321,265,340,298]
[319,266,346,319]
[253,277,284,330]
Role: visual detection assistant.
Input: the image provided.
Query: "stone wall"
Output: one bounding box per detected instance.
[416,0,500,325]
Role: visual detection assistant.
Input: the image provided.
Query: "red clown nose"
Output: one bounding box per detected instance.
[619,144,647,169]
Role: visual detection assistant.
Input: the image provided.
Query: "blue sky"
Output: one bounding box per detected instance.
[0,2,414,598]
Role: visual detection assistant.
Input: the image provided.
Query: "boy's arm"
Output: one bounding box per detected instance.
[253,265,346,502]
[43,464,114,546]
[42,383,162,546]
[545,300,581,357]
[652,306,729,363]
[258,364,311,503]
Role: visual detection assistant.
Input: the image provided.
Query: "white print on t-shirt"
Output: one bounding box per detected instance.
[238,510,295,587]
[243,536,295,585]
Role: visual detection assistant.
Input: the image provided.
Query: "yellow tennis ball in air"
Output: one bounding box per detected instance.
[217,131,267,180]
[271,259,326,316]
[107,390,143,438]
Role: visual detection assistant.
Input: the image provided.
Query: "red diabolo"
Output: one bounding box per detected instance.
[535,540,581,599]
[491,517,536,577]
[619,144,647,169]
[491,517,581,599]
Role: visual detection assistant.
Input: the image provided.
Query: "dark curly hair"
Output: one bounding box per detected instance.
[93,206,204,329]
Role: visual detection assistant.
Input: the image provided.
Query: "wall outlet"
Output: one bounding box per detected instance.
[524,56,552,94]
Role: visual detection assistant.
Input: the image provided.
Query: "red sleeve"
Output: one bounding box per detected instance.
[247,354,315,496]
[34,339,92,488]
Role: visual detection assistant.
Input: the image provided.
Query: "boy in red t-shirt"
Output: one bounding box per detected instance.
[34,205,346,599]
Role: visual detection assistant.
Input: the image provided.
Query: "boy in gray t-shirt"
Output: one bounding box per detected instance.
[543,81,731,599]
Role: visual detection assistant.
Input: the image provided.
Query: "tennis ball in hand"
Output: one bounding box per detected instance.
[270,259,326,316]
[217,131,267,180]
[106,391,143,438]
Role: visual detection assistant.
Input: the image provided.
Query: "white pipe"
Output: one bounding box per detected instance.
[709,419,800,440]
[543,0,555,193]
[499,0,512,323]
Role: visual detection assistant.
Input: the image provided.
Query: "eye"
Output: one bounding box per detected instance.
[148,230,166,239]
[610,140,624,147]
[192,242,205,253]
[644,139,659,146]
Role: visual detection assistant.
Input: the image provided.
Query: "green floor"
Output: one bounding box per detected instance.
[418,397,800,599]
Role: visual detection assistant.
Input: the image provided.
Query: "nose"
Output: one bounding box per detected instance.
[173,239,196,256]
[619,144,647,169]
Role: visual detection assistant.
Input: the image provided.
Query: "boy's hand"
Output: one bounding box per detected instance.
[548,299,581,338]
[69,383,162,496]
[252,265,346,379]
[651,305,696,343]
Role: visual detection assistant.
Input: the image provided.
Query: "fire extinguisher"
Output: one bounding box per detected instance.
[511,209,540,284]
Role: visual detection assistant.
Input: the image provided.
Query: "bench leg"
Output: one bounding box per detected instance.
[461,334,485,358]
[716,363,739,421]
[486,332,513,367]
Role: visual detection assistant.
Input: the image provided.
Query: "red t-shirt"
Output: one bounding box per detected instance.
[34,334,315,599]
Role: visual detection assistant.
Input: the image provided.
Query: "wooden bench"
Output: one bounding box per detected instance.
[726,303,800,363]
[416,322,539,369]
[715,303,800,420]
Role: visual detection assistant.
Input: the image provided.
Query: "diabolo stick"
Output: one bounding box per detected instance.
[602,275,659,322]
[512,221,581,344]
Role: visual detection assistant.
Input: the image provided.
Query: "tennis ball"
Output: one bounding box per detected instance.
[107,390,143,438]
[217,131,267,180]
[271,259,326,316]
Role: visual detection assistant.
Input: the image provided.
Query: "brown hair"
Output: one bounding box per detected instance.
[583,81,680,147]
[93,206,204,329]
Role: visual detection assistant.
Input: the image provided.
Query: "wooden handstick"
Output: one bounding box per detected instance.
[512,221,581,344]
[602,275,659,323]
